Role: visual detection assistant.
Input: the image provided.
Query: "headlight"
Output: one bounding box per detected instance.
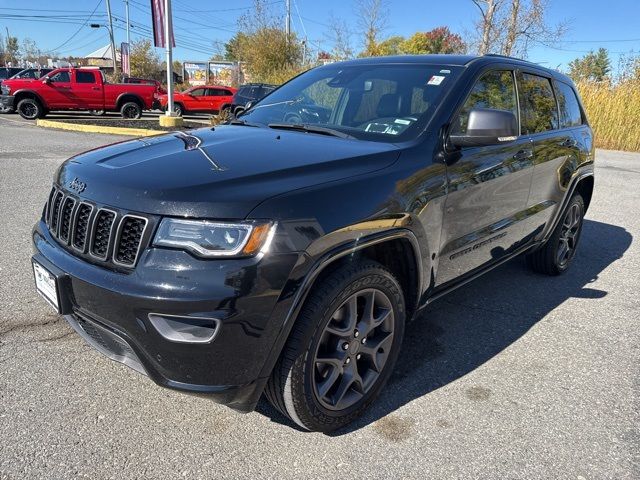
[153,219,275,258]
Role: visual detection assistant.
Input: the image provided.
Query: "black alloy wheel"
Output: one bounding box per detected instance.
[313,288,395,411]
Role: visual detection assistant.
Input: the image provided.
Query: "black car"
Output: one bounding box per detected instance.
[230,82,276,116]
[9,67,53,80]
[0,67,23,81]
[31,54,594,432]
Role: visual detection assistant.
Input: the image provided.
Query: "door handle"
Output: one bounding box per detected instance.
[513,149,533,161]
[560,138,577,148]
[92,87,101,91]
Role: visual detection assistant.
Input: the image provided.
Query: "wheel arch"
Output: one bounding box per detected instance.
[116,93,144,110]
[257,229,424,383]
[575,174,594,212]
[14,90,47,109]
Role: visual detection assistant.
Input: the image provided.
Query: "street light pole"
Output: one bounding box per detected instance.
[105,0,117,76]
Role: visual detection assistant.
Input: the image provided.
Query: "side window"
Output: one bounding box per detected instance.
[190,88,206,97]
[554,80,583,128]
[517,73,559,134]
[454,70,517,134]
[49,71,71,83]
[76,71,96,84]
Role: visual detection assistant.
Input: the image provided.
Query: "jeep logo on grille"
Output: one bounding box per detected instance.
[68,177,86,193]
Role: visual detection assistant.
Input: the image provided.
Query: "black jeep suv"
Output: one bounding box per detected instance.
[32,55,594,432]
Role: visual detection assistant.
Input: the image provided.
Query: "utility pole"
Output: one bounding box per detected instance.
[105,0,117,75]
[125,0,131,46]
[285,0,291,42]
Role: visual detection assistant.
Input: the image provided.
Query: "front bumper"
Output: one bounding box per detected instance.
[0,94,15,109]
[32,220,301,412]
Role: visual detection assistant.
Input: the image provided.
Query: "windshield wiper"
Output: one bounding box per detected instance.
[268,123,354,139]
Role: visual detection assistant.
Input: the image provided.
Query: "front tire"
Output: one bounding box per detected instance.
[265,261,405,432]
[16,98,44,120]
[527,193,585,275]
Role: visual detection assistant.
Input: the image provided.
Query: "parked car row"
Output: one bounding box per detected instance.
[0,65,278,120]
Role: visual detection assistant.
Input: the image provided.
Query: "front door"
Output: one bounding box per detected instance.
[437,69,535,285]
[43,70,74,108]
[184,87,207,112]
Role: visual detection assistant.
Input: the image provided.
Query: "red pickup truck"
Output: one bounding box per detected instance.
[0,68,158,120]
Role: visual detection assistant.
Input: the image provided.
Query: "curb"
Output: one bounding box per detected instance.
[36,119,165,137]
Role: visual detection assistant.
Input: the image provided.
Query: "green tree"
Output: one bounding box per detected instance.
[231,0,303,83]
[377,36,405,56]
[5,36,19,65]
[129,39,162,80]
[401,27,466,54]
[568,48,611,82]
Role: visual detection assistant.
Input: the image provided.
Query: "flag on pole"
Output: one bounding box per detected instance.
[150,0,175,48]
[121,42,130,75]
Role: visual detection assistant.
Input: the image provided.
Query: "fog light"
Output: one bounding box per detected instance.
[148,313,220,344]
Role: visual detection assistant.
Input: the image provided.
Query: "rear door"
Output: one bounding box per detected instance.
[71,70,104,109]
[206,87,233,111]
[517,72,582,239]
[437,69,535,285]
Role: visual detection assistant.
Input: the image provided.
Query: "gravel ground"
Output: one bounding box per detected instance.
[0,116,638,479]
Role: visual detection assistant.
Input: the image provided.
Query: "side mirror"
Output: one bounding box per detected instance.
[42,77,51,84]
[449,108,518,148]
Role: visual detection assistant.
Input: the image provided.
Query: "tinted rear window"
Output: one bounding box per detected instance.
[517,73,559,134]
[76,71,96,83]
[554,80,583,128]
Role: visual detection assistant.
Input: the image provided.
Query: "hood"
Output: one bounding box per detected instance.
[56,125,401,219]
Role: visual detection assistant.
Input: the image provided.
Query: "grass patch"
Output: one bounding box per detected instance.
[577,79,640,152]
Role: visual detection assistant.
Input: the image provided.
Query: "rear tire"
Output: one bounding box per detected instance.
[527,193,585,275]
[265,261,405,432]
[173,103,184,117]
[16,98,44,120]
[120,101,142,119]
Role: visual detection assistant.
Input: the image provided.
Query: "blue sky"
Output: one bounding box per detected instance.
[1,0,639,73]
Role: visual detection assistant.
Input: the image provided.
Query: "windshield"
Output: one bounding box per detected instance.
[239,63,462,142]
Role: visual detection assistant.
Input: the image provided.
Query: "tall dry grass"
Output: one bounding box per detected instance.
[577,80,640,152]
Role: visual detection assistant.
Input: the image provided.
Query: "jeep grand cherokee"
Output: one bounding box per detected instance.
[31,54,594,432]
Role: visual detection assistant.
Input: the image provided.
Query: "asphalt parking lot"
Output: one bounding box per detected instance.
[0,116,638,479]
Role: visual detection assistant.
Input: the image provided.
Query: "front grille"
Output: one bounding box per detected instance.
[90,209,116,259]
[114,216,148,266]
[44,187,150,269]
[72,203,93,251]
[58,197,76,242]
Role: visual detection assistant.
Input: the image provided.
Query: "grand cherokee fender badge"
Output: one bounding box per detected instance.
[68,177,87,193]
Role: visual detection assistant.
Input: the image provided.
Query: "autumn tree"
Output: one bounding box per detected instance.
[401,27,466,54]
[472,0,565,57]
[376,36,404,56]
[228,0,303,83]
[568,48,612,83]
[355,0,390,57]
[129,39,162,80]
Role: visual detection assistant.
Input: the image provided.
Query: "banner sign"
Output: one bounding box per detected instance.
[183,62,208,85]
[150,0,175,48]
[208,61,236,86]
[121,42,130,75]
